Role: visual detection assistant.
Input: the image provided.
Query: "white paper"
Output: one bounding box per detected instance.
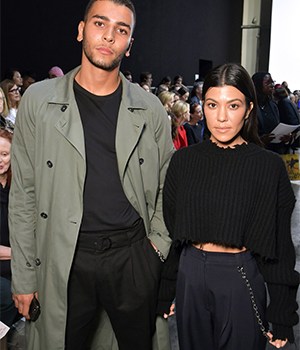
[270,123,300,143]
[0,321,10,339]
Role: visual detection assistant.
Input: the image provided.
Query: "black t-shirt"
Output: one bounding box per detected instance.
[74,80,139,232]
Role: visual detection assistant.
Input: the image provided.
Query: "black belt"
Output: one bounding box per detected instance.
[77,218,145,252]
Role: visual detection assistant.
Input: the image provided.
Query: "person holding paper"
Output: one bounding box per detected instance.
[252,72,292,153]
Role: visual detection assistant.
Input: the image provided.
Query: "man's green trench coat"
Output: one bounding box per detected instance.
[9,67,175,349]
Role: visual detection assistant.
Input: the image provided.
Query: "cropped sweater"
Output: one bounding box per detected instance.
[163,140,299,342]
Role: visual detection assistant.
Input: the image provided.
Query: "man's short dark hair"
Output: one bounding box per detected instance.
[84,0,136,25]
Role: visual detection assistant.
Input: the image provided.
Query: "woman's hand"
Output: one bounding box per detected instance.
[267,332,288,348]
[260,133,276,145]
[279,133,293,144]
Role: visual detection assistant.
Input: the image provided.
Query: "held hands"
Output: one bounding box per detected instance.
[163,303,175,319]
[267,332,288,348]
[13,292,38,320]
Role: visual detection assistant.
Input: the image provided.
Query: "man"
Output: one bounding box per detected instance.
[20,70,37,95]
[9,1,175,349]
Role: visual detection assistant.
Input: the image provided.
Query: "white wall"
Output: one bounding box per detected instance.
[241,0,261,77]
[269,0,300,92]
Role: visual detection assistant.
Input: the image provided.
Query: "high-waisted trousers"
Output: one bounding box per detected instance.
[176,245,268,350]
[65,219,163,350]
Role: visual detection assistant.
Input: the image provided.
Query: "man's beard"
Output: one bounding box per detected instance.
[82,34,126,72]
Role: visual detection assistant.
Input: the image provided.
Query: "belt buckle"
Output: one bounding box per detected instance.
[98,237,112,251]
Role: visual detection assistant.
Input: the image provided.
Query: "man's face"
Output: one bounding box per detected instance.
[77,0,134,72]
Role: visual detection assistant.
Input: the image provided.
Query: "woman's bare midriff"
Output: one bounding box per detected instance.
[192,242,247,253]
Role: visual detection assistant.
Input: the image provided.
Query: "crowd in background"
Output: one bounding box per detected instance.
[1,66,300,152]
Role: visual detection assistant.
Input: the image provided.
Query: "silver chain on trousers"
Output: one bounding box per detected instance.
[237,266,271,341]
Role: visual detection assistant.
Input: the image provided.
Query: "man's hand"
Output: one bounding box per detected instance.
[163,303,175,319]
[13,293,36,319]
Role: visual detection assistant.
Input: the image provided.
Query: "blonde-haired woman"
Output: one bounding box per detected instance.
[171,100,190,150]
[158,91,176,117]
[0,87,12,130]
[0,79,21,126]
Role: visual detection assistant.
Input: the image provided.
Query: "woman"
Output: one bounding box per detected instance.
[0,79,21,126]
[4,68,23,88]
[252,72,292,153]
[274,84,300,126]
[190,81,204,106]
[163,63,299,349]
[0,87,10,129]
[0,128,20,348]
[184,102,205,145]
[158,91,176,118]
[170,100,190,150]
[177,86,190,102]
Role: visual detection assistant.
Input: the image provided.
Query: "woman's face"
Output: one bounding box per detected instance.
[8,84,21,105]
[166,97,175,110]
[203,85,252,147]
[262,74,275,96]
[13,71,23,87]
[191,105,203,121]
[180,92,189,102]
[0,136,11,176]
[180,108,190,124]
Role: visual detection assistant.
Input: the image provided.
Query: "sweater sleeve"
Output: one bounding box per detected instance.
[156,242,181,316]
[162,152,179,239]
[156,153,181,316]
[256,163,299,342]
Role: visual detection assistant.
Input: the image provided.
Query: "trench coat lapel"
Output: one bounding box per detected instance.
[47,66,86,161]
[54,103,86,160]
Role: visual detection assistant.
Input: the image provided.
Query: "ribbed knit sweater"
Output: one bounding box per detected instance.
[163,140,299,342]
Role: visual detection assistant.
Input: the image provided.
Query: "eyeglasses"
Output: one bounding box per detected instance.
[9,87,21,94]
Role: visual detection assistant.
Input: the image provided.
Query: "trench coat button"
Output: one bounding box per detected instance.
[26,262,32,267]
[139,158,144,165]
[40,212,48,219]
[61,105,68,112]
[35,258,41,266]
[46,160,53,168]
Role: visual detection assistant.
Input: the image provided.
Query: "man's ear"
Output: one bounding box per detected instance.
[125,38,134,57]
[77,21,85,42]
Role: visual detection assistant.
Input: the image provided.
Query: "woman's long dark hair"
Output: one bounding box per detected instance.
[202,63,262,146]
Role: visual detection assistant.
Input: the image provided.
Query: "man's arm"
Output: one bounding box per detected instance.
[9,92,38,315]
[147,101,175,259]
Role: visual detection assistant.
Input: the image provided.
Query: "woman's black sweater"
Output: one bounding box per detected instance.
[163,140,299,342]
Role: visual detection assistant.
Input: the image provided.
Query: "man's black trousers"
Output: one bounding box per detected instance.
[65,219,162,350]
